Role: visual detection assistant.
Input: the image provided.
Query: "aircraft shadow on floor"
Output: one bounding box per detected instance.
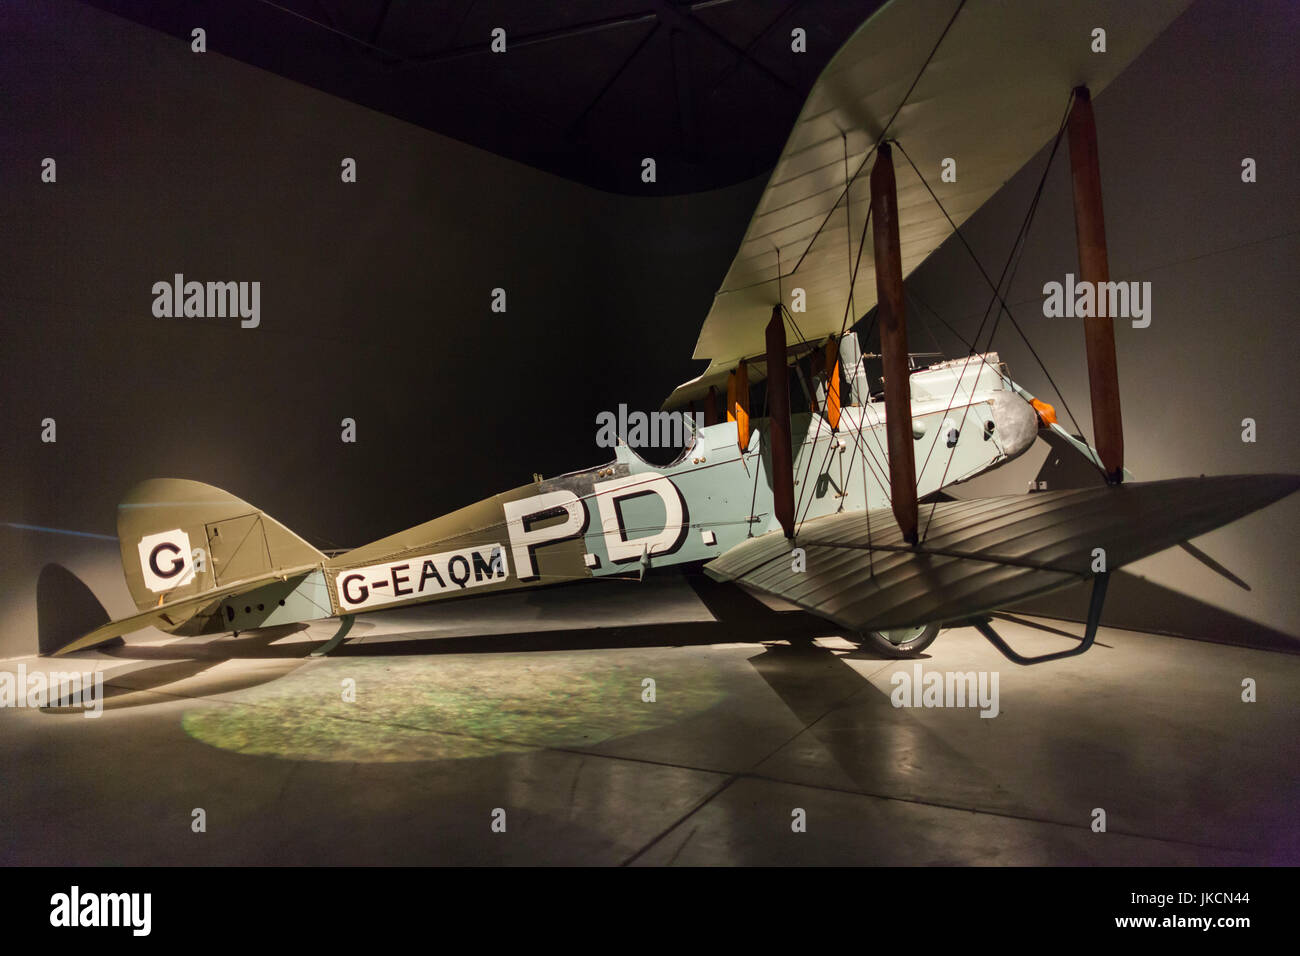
[1011,571,1299,655]
[41,645,308,713]
[323,573,849,658]
[34,561,1295,679]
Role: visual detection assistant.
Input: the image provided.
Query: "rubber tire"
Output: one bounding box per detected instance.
[856,622,941,658]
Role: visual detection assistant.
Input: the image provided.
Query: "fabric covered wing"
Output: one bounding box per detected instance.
[665,0,1191,409]
[703,475,1299,632]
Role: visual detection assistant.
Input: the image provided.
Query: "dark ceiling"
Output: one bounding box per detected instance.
[81,0,883,194]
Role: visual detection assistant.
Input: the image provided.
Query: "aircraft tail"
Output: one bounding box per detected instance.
[116,478,327,613]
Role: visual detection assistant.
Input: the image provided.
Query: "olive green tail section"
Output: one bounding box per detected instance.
[115,478,327,614]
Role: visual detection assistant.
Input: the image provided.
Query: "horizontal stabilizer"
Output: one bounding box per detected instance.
[50,564,318,657]
[704,475,1299,632]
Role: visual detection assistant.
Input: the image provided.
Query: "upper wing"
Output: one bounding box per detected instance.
[664,0,1191,409]
[703,474,1299,632]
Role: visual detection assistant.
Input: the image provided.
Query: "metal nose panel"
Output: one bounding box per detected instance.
[989,390,1039,461]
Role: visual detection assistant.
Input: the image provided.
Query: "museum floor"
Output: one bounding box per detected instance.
[3,570,1297,866]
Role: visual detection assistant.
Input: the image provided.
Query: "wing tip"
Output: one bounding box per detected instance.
[46,627,125,658]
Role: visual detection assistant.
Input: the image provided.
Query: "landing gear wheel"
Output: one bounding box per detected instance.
[855,622,940,658]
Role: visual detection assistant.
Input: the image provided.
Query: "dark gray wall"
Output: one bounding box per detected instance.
[1,0,1296,657]
[0,0,763,655]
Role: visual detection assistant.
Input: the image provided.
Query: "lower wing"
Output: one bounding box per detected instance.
[703,474,1299,633]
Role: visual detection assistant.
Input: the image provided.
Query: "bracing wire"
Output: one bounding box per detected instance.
[885,92,1111,540]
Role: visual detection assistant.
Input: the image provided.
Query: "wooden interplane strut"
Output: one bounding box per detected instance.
[870,142,919,543]
[765,305,795,537]
[1067,85,1124,483]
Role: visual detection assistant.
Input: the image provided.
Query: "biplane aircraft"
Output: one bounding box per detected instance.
[54,0,1299,662]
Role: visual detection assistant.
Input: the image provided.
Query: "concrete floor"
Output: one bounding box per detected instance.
[2,570,1298,866]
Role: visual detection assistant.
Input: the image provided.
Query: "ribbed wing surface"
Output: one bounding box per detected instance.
[704,475,1299,631]
[664,0,1191,409]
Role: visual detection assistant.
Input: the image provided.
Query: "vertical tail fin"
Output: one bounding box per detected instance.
[116,478,326,612]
